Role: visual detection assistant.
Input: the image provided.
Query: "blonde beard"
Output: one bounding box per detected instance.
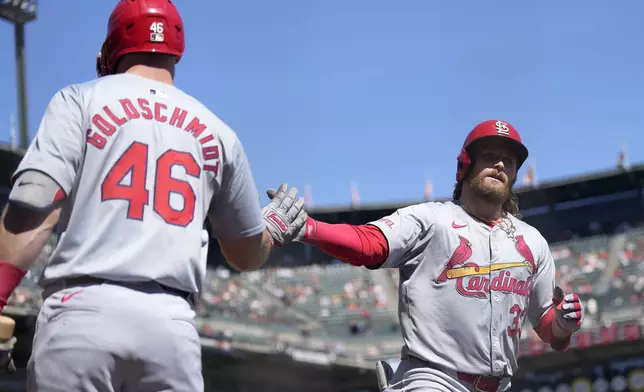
[468,175,511,205]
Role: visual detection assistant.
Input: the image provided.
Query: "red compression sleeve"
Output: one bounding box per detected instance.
[534,307,571,352]
[302,218,389,267]
[0,260,27,312]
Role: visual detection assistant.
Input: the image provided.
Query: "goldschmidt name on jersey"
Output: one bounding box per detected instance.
[86,97,221,175]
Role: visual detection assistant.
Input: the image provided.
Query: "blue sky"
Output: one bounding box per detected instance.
[1,1,643,208]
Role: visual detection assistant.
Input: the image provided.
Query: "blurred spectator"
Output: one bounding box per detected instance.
[8,223,644,363]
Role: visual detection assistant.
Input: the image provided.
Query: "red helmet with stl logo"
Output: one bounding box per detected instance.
[455,120,529,182]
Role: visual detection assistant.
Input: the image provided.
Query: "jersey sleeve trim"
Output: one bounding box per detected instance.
[12,163,71,199]
[8,170,66,211]
[368,203,437,269]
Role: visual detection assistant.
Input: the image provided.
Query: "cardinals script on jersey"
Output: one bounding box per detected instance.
[434,234,536,299]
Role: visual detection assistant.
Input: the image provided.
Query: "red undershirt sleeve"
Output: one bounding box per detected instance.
[302,217,389,267]
[303,204,436,269]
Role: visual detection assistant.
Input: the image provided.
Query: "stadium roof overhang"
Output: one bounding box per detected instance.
[2,143,643,221]
[309,164,644,222]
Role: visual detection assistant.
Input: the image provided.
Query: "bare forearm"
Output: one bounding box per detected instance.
[235,229,273,271]
[0,204,60,270]
[219,229,274,272]
[0,204,60,311]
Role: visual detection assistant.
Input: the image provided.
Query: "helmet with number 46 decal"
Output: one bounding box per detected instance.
[96,0,185,77]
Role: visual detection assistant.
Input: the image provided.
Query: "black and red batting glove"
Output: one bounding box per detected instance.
[552,286,584,339]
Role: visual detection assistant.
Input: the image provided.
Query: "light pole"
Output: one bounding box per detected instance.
[0,0,37,150]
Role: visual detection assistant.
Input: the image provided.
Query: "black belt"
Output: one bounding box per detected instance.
[53,276,192,301]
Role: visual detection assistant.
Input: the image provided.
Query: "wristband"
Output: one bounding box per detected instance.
[0,261,27,312]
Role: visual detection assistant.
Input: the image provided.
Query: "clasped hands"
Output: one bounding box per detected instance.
[261,184,308,247]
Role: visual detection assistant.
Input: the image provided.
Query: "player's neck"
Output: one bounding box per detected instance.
[124,66,174,86]
[459,192,503,223]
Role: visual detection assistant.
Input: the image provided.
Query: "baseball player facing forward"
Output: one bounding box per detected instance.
[270,120,585,392]
[0,1,306,391]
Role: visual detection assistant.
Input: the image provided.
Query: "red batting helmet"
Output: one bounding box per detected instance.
[96,0,185,77]
[455,120,529,182]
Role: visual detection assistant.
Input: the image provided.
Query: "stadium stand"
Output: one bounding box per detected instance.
[0,145,642,391]
[252,264,396,335]
[197,267,307,330]
[6,224,642,364]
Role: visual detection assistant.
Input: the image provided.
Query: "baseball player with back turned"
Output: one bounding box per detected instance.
[268,120,585,392]
[0,1,307,391]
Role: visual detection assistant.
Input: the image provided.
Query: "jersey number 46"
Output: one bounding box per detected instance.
[101,141,200,227]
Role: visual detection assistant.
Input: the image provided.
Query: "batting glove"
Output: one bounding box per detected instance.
[552,286,584,339]
[266,187,308,242]
[262,184,308,246]
[0,336,17,373]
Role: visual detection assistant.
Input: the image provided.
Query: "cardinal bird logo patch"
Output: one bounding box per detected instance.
[514,235,537,274]
[436,236,473,283]
[436,234,536,299]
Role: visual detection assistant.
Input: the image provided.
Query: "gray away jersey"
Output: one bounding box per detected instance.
[369,201,556,378]
[13,74,265,294]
